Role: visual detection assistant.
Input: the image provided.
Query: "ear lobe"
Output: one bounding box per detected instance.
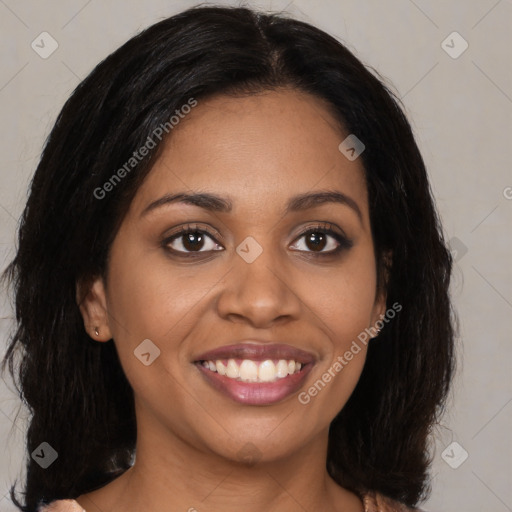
[76,276,112,342]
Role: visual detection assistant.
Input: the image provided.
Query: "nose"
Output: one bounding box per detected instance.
[215,238,302,328]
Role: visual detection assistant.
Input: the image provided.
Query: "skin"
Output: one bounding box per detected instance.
[77,88,387,512]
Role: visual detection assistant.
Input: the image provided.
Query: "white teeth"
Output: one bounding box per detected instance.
[276,360,288,378]
[258,360,276,382]
[226,359,240,379]
[239,359,258,382]
[201,358,304,382]
[216,360,226,375]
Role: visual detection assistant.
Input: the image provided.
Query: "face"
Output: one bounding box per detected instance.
[80,88,386,465]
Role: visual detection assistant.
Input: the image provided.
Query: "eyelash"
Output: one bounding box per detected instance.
[161,223,353,259]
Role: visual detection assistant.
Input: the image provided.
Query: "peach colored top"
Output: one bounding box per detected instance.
[38,492,422,511]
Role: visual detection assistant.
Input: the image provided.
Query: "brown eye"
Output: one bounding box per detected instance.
[163,227,223,254]
[303,232,328,252]
[290,226,353,256]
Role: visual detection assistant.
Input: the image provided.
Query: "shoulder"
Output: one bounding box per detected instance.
[38,499,86,511]
[362,491,425,512]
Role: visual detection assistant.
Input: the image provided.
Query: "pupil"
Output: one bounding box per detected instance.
[184,232,203,251]
[307,232,325,251]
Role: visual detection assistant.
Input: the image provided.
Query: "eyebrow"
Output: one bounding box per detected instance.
[140,190,363,223]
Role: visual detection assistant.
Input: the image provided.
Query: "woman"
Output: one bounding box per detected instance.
[2,5,455,512]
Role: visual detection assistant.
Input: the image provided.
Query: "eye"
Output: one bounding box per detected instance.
[290,223,353,256]
[162,222,352,258]
[162,224,223,255]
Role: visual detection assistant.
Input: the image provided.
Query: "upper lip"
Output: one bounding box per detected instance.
[194,341,316,364]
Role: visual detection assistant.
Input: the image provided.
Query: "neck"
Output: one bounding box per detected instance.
[77,415,363,512]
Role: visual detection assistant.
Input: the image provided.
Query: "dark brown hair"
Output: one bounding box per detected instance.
[2,5,455,511]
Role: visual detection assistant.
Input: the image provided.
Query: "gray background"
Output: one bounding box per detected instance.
[1,1,511,511]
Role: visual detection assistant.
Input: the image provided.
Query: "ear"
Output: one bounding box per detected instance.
[370,249,393,331]
[370,291,387,331]
[76,276,113,342]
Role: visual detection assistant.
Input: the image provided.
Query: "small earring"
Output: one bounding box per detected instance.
[94,327,100,336]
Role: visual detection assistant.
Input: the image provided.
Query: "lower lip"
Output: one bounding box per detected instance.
[195,363,313,405]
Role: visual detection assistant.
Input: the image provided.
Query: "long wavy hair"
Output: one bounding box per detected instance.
[2,5,456,511]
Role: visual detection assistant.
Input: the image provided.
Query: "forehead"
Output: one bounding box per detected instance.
[130,88,369,221]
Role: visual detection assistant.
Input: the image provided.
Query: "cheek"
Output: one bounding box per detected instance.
[103,239,225,391]
[103,248,199,416]
[294,247,376,414]
[105,240,211,340]
[297,263,375,420]
[307,251,378,351]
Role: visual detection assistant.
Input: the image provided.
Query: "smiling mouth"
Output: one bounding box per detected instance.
[198,358,303,383]
[193,342,315,405]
